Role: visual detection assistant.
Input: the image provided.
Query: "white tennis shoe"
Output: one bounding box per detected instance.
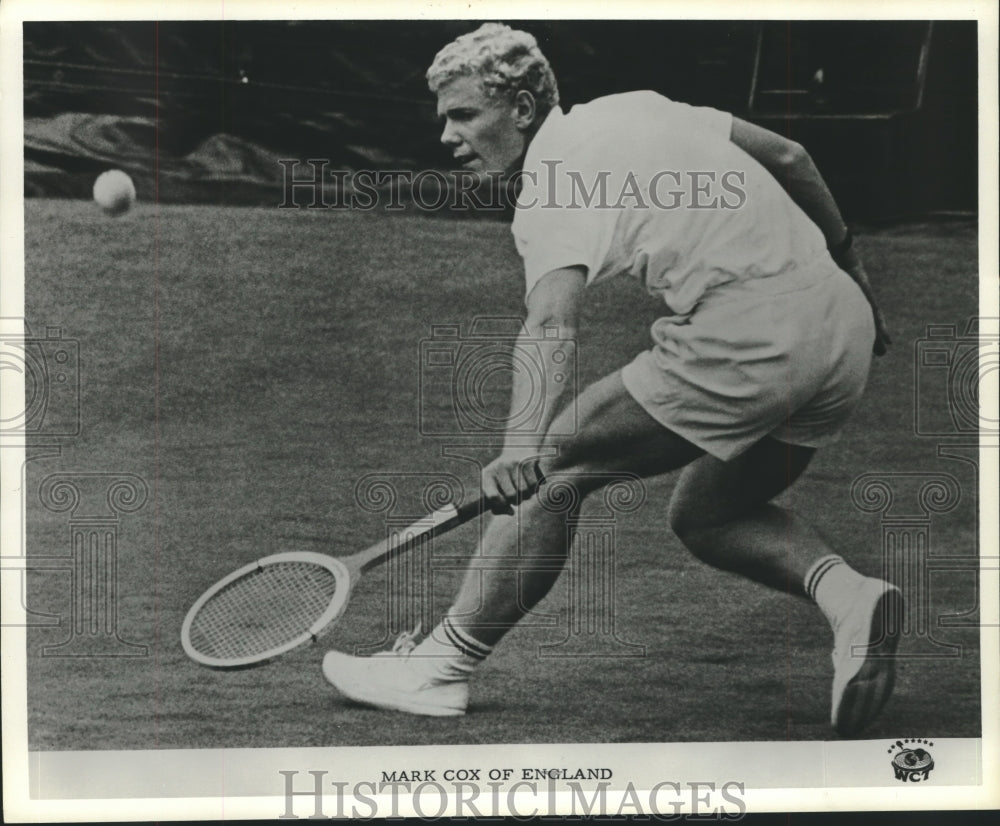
[829,577,903,737]
[322,628,469,717]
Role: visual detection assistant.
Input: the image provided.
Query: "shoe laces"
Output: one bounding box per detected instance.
[390,622,423,656]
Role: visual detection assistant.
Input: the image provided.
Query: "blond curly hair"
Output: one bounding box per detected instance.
[427,23,559,116]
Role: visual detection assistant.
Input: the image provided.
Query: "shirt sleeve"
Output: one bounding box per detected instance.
[510,92,734,300]
[511,155,616,300]
[690,104,732,139]
[635,90,733,141]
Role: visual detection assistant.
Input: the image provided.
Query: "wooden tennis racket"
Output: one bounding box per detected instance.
[181,495,487,668]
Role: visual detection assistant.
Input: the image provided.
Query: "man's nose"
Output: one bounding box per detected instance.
[440,121,460,146]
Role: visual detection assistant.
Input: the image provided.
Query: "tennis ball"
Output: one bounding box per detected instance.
[93,169,136,216]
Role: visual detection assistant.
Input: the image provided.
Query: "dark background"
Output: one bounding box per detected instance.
[24,20,977,220]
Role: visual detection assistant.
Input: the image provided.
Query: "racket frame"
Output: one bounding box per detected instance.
[181,551,352,668]
[182,492,511,668]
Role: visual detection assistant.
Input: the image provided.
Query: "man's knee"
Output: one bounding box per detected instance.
[666,485,736,563]
[667,498,688,539]
[667,497,704,547]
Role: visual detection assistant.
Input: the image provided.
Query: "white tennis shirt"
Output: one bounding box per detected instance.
[512,91,831,316]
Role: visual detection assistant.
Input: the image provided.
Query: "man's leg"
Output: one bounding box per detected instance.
[666,437,903,736]
[322,370,703,713]
[666,437,820,593]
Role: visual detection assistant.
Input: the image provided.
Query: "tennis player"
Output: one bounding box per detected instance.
[324,23,899,736]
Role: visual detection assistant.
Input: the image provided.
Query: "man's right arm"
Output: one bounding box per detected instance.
[479,266,586,514]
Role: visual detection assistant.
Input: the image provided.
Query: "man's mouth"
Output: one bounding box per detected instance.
[454,152,478,167]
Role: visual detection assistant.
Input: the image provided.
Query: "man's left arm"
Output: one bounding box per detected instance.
[729,117,892,356]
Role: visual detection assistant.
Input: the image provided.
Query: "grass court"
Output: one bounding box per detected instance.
[22,199,981,748]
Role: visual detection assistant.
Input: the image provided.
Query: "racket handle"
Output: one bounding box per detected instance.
[353,482,545,573]
[452,495,488,525]
[454,472,545,521]
[473,467,546,516]
[426,477,546,533]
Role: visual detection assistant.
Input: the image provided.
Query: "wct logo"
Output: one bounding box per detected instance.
[888,739,935,782]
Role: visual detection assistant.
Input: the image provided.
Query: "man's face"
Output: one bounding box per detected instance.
[436,74,529,175]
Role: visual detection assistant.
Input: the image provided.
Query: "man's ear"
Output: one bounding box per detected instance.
[513,90,537,131]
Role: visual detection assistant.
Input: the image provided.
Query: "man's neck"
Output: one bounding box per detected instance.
[506,108,552,176]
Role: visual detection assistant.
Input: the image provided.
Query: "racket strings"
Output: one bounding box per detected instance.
[187,561,340,660]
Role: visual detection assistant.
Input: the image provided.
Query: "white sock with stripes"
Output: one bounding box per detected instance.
[412,612,492,681]
[804,554,867,627]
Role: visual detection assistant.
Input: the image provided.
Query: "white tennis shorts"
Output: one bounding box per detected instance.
[621,264,875,461]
